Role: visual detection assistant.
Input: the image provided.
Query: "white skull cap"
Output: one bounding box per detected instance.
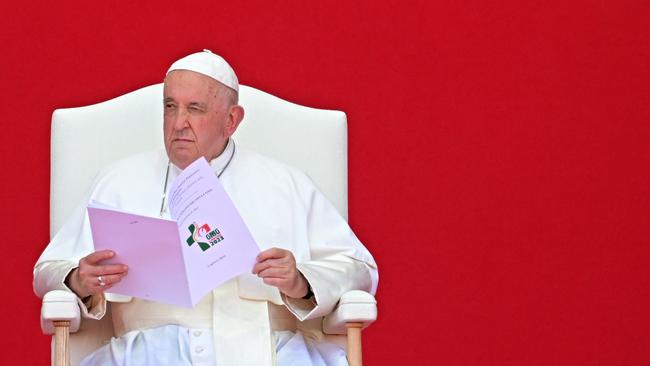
[166,49,239,92]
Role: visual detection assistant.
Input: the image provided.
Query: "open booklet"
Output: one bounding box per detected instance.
[87,157,260,307]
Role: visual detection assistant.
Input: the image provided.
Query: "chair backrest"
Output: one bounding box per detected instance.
[49,83,349,365]
[50,83,348,236]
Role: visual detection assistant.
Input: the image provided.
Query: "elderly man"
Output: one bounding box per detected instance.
[34,50,378,366]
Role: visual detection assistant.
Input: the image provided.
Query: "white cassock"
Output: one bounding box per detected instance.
[34,139,378,366]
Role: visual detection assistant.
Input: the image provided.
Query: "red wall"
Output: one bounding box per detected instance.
[2,1,649,364]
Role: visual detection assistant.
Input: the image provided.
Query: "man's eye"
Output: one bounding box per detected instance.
[164,104,175,109]
[189,107,206,114]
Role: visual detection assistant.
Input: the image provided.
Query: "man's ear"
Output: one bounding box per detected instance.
[225,105,245,137]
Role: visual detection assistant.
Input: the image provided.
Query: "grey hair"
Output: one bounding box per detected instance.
[212,80,239,108]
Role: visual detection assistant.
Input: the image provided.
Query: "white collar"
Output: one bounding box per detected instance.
[209,138,235,177]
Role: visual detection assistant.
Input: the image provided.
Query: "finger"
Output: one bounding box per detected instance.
[256,248,289,262]
[94,273,127,288]
[78,263,127,284]
[83,250,116,265]
[252,258,284,274]
[78,264,127,290]
[93,263,129,276]
[85,272,127,293]
[257,267,290,279]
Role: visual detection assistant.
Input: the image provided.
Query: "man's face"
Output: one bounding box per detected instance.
[163,70,234,169]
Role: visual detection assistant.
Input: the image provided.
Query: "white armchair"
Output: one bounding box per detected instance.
[40,84,377,365]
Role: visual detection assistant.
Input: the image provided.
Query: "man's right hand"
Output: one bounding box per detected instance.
[66,250,128,298]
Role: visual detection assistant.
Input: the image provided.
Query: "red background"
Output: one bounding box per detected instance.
[2,1,649,364]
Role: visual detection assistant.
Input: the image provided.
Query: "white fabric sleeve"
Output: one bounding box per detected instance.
[33,260,107,320]
[34,168,109,319]
[281,171,378,321]
[282,259,373,320]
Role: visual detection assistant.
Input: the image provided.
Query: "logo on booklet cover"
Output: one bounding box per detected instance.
[186,222,224,252]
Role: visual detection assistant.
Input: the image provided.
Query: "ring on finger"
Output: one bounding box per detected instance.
[98,275,106,287]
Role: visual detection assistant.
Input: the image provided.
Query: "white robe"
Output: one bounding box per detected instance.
[78,325,349,366]
[34,139,378,365]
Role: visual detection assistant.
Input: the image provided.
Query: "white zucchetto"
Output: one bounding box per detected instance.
[166,49,239,92]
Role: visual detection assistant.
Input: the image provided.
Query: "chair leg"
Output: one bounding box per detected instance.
[53,320,70,366]
[346,322,364,366]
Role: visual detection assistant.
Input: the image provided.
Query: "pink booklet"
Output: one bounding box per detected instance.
[87,158,260,307]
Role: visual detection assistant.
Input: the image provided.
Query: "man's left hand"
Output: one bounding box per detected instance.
[252,248,309,299]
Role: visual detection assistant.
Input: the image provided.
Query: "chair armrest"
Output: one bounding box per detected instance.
[41,290,81,334]
[322,290,377,335]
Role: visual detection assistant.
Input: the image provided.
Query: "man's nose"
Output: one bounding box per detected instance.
[172,108,191,130]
